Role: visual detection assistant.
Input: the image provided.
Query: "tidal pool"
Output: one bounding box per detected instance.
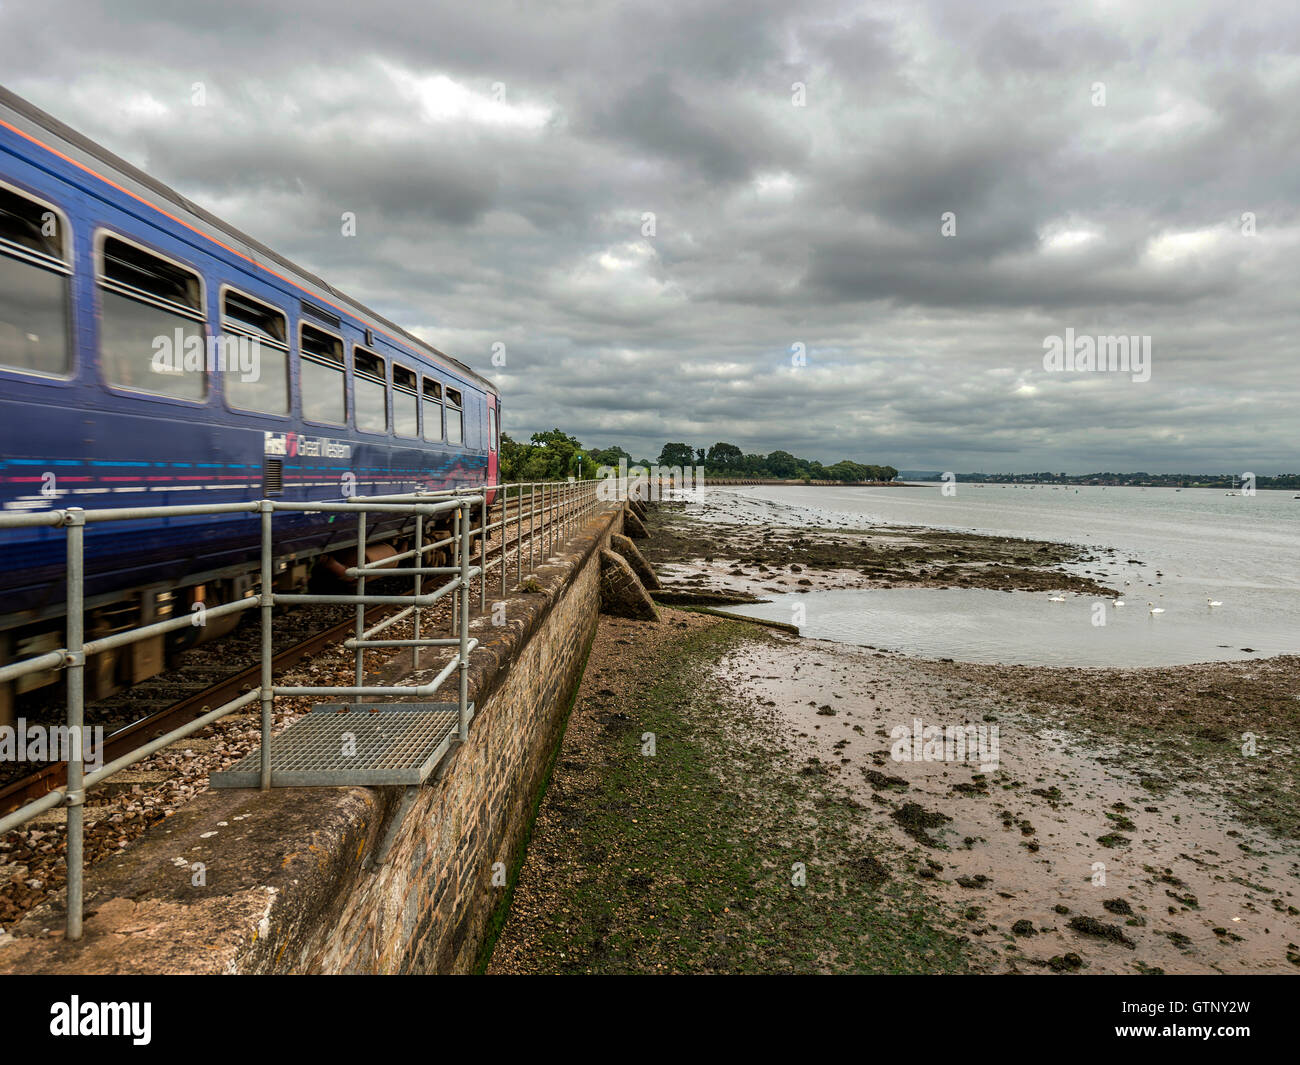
[724,586,1297,667]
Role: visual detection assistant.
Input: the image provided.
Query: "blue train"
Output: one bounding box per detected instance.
[0,87,500,704]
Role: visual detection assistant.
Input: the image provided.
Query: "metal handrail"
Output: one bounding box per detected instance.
[0,476,604,939]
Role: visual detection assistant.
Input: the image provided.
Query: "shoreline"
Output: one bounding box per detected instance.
[640,490,1126,600]
[489,496,1300,974]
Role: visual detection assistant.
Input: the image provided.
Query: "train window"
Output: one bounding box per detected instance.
[223,289,286,344]
[353,347,388,433]
[393,365,418,438]
[488,405,497,453]
[422,378,443,442]
[300,323,346,425]
[221,288,289,415]
[99,235,205,400]
[0,185,71,377]
[445,387,463,446]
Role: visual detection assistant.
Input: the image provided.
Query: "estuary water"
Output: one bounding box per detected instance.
[699,482,1300,667]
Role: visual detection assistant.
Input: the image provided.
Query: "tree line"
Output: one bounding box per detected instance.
[499,429,898,483]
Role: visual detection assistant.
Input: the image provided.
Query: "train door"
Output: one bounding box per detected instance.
[487,397,499,493]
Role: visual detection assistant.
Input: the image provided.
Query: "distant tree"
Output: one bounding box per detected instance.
[707,442,743,468]
[505,431,900,486]
[826,460,870,482]
[529,429,584,479]
[589,444,632,470]
[765,450,799,477]
[658,442,696,469]
[498,428,587,481]
[499,432,526,482]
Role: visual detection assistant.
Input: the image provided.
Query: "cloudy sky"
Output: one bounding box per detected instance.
[2,0,1297,472]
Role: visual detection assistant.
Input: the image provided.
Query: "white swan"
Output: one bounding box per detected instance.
[1207,598,1223,607]
[1148,602,1165,614]
[1114,599,1126,607]
[1048,594,1066,602]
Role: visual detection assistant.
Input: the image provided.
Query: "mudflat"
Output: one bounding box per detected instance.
[488,502,1300,974]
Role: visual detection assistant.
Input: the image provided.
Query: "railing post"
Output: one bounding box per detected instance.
[450,505,460,636]
[530,483,535,568]
[458,500,471,742]
[500,486,507,600]
[354,508,367,688]
[516,484,522,586]
[413,506,423,671]
[63,508,85,940]
[260,500,274,790]
[480,492,487,612]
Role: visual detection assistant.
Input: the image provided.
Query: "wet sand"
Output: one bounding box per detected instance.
[640,497,1123,600]
[722,636,1300,974]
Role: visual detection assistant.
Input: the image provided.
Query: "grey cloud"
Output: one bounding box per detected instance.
[2,0,1297,473]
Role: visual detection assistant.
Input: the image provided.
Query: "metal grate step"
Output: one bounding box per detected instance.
[209,702,468,788]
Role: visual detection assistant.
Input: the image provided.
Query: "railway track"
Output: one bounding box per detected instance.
[0,487,580,819]
[0,602,397,817]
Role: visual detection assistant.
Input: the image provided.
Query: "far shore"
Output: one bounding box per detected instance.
[699,477,906,487]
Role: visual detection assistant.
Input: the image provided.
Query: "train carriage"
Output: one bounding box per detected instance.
[0,86,500,709]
